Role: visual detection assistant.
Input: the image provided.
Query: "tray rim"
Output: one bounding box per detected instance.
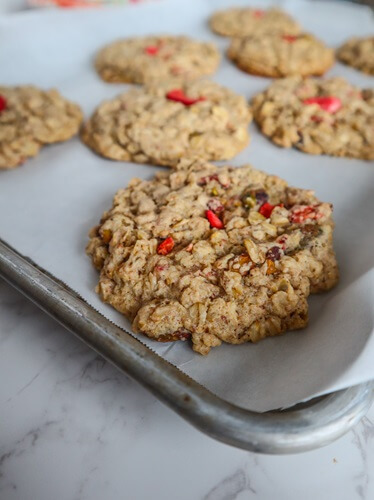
[0,236,373,454]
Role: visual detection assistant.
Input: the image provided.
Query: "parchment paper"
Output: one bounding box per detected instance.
[0,0,373,412]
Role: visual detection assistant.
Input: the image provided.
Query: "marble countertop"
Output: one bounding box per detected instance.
[1,278,374,500]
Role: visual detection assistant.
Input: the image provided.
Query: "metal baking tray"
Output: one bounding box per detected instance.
[1,236,372,454]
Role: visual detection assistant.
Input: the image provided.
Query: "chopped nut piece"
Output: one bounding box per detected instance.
[266,259,277,275]
[266,246,282,261]
[290,205,322,223]
[248,211,266,223]
[244,238,265,264]
[101,229,112,244]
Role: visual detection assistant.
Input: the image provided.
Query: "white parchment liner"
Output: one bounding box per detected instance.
[0,0,373,411]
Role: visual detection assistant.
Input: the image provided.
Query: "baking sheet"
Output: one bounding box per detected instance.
[0,0,373,412]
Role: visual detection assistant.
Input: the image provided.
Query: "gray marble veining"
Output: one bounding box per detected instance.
[1,278,374,500]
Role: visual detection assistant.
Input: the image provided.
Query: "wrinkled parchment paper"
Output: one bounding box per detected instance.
[0,0,373,411]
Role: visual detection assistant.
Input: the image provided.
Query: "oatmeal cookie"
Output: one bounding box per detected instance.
[337,36,374,75]
[252,76,374,160]
[228,33,334,78]
[210,7,300,38]
[81,80,251,167]
[0,86,82,170]
[95,35,220,84]
[87,158,338,355]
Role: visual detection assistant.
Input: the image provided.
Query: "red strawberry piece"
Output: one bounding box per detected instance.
[198,174,218,186]
[0,95,7,112]
[198,174,229,188]
[157,236,175,255]
[282,35,297,43]
[253,9,264,17]
[303,96,342,113]
[206,210,224,229]
[207,199,224,214]
[290,205,322,223]
[166,89,205,106]
[277,235,288,250]
[259,202,276,219]
[145,45,159,55]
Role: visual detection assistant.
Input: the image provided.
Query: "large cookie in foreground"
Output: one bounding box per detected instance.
[228,33,334,78]
[252,76,374,160]
[81,80,252,167]
[0,86,82,170]
[210,7,300,38]
[337,36,374,76]
[87,158,338,355]
[95,35,220,84]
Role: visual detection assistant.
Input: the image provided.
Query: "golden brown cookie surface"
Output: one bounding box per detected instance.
[337,36,374,75]
[228,33,334,78]
[0,86,82,170]
[87,158,338,355]
[82,80,252,167]
[210,7,300,37]
[252,77,374,160]
[95,35,220,84]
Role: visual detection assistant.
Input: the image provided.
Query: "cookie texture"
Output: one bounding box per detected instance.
[228,33,334,78]
[0,86,82,170]
[337,36,374,75]
[252,76,374,160]
[81,80,252,167]
[210,7,300,38]
[87,158,338,355]
[95,35,220,84]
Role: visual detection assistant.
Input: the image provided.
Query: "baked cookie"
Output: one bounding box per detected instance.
[337,36,374,75]
[87,158,338,355]
[210,7,300,38]
[95,35,220,84]
[228,33,334,78]
[0,86,82,170]
[252,76,374,160]
[81,80,252,167]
